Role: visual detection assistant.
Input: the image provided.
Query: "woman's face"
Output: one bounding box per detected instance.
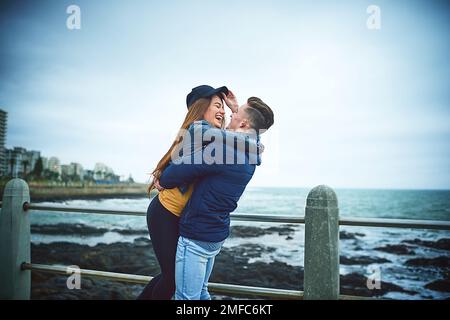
[203,95,225,128]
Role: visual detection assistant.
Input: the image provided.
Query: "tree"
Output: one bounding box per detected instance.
[22,160,30,178]
[33,157,44,178]
[43,169,59,181]
[61,173,69,187]
[9,158,15,177]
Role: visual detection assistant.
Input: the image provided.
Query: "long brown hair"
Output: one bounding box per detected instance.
[147,97,221,195]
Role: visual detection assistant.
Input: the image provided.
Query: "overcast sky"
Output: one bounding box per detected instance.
[1,0,449,189]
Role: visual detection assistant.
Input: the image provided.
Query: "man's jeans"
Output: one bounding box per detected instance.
[175,236,224,300]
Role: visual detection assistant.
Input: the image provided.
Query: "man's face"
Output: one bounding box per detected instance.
[227,103,249,130]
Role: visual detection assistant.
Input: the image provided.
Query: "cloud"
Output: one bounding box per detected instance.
[1,0,449,188]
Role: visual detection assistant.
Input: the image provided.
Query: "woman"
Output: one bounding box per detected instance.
[137,85,236,300]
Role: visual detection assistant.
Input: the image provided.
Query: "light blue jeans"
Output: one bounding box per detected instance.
[175,236,224,300]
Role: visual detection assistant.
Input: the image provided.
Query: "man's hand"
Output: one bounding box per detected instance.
[154,178,165,191]
[221,90,239,113]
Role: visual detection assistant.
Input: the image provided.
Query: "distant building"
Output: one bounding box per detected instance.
[84,169,94,181]
[63,162,84,180]
[5,149,16,177]
[61,164,83,182]
[5,147,41,177]
[94,162,112,180]
[48,157,62,176]
[70,162,84,177]
[0,109,7,176]
[26,150,40,174]
[0,130,122,182]
[41,157,48,170]
[61,164,70,176]
[93,162,120,183]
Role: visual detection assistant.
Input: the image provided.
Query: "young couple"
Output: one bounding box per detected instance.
[137,85,274,300]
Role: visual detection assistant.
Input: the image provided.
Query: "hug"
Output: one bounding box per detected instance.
[138,85,274,300]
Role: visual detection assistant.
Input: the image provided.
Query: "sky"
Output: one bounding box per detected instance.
[0,0,449,189]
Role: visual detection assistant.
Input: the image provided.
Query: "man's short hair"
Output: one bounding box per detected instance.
[245,97,274,133]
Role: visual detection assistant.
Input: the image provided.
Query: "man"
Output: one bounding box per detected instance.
[159,93,274,300]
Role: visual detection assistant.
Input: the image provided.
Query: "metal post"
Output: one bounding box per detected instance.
[0,178,31,299]
[304,185,339,299]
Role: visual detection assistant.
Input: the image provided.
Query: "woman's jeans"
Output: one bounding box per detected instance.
[137,196,180,300]
[175,236,224,300]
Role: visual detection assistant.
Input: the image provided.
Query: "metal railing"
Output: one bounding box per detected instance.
[1,178,449,300]
[17,202,450,230]
[20,263,304,299]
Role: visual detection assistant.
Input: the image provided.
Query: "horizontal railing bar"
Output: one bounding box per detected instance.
[230,213,304,224]
[15,203,305,223]
[6,202,449,230]
[339,217,450,230]
[22,263,150,284]
[21,263,303,299]
[28,203,147,217]
[2,201,449,231]
[21,263,373,300]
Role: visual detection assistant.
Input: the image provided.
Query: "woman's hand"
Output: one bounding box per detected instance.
[154,178,165,191]
[221,90,239,113]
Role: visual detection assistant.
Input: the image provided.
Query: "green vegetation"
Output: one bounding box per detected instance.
[1,156,151,201]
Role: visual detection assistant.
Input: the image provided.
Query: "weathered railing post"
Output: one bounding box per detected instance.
[0,178,31,299]
[304,185,339,299]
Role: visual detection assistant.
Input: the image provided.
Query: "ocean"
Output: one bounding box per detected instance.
[28,187,450,300]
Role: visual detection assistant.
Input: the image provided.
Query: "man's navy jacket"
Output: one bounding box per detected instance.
[159,121,262,242]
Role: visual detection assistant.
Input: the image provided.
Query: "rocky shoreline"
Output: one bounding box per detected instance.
[29,224,450,299]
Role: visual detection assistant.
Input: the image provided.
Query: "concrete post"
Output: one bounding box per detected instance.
[0,178,31,299]
[304,185,339,299]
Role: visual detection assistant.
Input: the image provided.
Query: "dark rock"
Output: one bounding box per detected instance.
[31,241,158,276]
[212,252,304,297]
[340,231,365,240]
[425,279,450,292]
[229,226,273,238]
[112,229,148,235]
[31,223,151,237]
[30,239,418,300]
[31,241,293,300]
[31,223,108,236]
[31,273,144,300]
[340,273,416,297]
[405,256,450,268]
[402,238,450,251]
[340,256,390,265]
[265,226,296,236]
[374,244,416,255]
[223,244,276,261]
[229,225,295,238]
[133,237,151,247]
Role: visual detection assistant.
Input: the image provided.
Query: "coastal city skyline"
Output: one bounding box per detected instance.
[1,1,449,189]
[0,108,132,183]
